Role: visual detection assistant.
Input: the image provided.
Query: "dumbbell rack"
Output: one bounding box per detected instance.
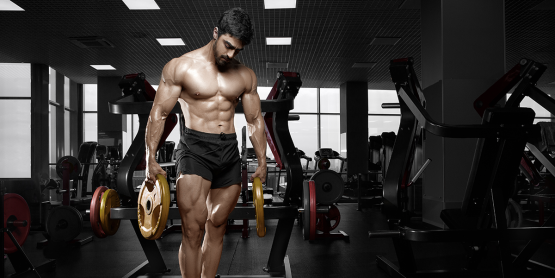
[108,72,305,278]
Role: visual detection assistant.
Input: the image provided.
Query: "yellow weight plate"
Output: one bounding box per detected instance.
[252,177,266,237]
[137,174,171,240]
[99,189,121,236]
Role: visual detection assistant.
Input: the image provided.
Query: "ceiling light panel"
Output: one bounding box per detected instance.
[90,65,116,70]
[264,0,296,9]
[122,0,160,10]
[0,0,24,11]
[156,38,185,46]
[266,37,292,45]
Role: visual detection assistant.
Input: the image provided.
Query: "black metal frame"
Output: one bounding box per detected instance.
[370,58,555,278]
[108,72,303,278]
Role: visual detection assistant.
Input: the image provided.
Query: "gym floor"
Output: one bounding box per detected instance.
[4,203,555,278]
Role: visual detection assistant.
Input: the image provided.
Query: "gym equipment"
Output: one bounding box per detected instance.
[369,57,555,278]
[300,180,344,241]
[100,189,121,236]
[90,186,109,238]
[107,71,304,277]
[314,148,345,173]
[56,156,81,181]
[45,206,83,242]
[119,73,178,172]
[473,58,555,227]
[315,204,340,232]
[91,145,112,190]
[75,141,99,198]
[138,175,170,240]
[302,181,316,241]
[4,193,31,254]
[39,155,93,250]
[252,177,266,237]
[310,170,344,205]
[2,184,56,277]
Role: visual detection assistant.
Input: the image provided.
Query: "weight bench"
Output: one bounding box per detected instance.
[369,58,555,278]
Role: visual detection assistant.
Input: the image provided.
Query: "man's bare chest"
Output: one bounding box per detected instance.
[181,66,245,100]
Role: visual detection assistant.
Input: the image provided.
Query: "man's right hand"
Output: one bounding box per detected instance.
[146,159,167,184]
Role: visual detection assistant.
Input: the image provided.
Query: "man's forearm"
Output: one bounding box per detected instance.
[249,117,267,167]
[145,106,168,162]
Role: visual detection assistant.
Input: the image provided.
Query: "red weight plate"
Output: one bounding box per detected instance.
[90,186,109,238]
[317,159,331,170]
[315,204,341,232]
[309,181,317,241]
[4,193,31,254]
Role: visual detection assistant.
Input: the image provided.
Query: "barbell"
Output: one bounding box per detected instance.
[90,175,268,240]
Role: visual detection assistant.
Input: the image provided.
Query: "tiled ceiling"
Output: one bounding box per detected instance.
[0,0,553,90]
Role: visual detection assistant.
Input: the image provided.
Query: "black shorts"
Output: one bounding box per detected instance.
[175,127,241,189]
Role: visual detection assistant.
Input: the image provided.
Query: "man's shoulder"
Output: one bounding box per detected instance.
[233,62,254,76]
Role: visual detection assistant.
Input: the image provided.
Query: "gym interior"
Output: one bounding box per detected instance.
[2,0,555,277]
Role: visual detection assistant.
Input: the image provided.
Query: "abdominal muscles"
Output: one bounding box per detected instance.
[180,93,238,134]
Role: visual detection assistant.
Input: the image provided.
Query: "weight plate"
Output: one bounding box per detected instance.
[56,156,81,180]
[4,193,31,254]
[46,206,83,242]
[317,159,331,170]
[138,174,170,240]
[252,177,266,237]
[302,181,310,240]
[100,189,121,236]
[309,180,317,241]
[311,170,344,205]
[91,186,109,238]
[316,204,341,232]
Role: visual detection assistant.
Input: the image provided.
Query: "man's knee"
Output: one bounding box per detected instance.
[182,217,206,241]
[208,211,229,228]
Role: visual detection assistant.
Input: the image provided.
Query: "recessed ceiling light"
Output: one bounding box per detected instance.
[0,0,24,11]
[156,38,185,46]
[264,0,296,9]
[90,65,116,70]
[266,37,292,45]
[352,62,377,68]
[267,62,288,69]
[122,0,160,10]
[370,37,401,46]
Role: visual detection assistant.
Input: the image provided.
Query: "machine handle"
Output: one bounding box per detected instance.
[368,230,401,238]
[382,103,400,109]
[407,158,432,187]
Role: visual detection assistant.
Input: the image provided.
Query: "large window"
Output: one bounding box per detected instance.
[83,84,98,142]
[0,63,31,178]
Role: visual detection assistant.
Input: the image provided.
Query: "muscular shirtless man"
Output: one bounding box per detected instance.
[144,8,266,278]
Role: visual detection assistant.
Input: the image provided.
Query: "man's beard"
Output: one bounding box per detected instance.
[213,42,229,67]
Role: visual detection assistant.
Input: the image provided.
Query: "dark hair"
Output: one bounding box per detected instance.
[217,7,254,45]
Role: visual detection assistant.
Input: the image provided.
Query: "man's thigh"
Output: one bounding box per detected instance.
[206,183,241,226]
[176,174,212,222]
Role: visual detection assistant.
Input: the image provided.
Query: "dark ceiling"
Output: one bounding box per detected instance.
[0,0,554,90]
